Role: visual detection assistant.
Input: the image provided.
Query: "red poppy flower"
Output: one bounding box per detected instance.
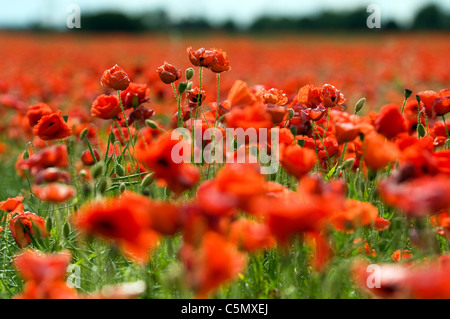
[27,103,53,127]
[91,94,121,120]
[9,212,50,248]
[251,191,331,243]
[34,168,71,185]
[187,47,217,68]
[226,80,257,108]
[13,249,77,299]
[225,103,273,131]
[329,199,390,232]
[156,62,182,84]
[229,219,276,252]
[101,64,130,91]
[120,82,150,109]
[32,111,72,141]
[373,103,407,139]
[320,84,346,108]
[353,257,450,299]
[196,163,266,216]
[392,249,413,263]
[362,132,399,170]
[209,49,231,73]
[135,132,199,194]
[352,238,376,257]
[0,196,24,214]
[180,231,246,298]
[280,144,317,179]
[17,145,69,174]
[379,174,450,217]
[32,183,75,203]
[81,149,100,166]
[73,191,160,264]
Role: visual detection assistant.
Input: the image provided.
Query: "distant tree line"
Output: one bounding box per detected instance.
[31,4,450,32]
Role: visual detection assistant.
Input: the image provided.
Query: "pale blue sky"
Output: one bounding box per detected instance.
[1,0,449,28]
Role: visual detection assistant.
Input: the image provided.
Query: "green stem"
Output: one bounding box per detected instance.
[312,120,330,166]
[172,83,182,128]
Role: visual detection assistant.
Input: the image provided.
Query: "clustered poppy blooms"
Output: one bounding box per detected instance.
[2,38,450,300]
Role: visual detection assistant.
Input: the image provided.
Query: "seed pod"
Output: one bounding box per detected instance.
[340,158,355,171]
[145,119,158,129]
[91,162,104,179]
[417,124,426,138]
[141,173,155,188]
[178,82,188,94]
[297,139,305,147]
[115,163,125,177]
[45,217,53,233]
[354,98,366,115]
[119,183,126,194]
[404,89,412,99]
[80,128,89,141]
[185,68,194,81]
[63,222,71,238]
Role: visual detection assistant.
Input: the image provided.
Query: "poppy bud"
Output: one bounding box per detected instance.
[141,173,155,188]
[91,162,104,179]
[446,138,450,150]
[340,158,355,171]
[156,62,182,84]
[101,64,130,91]
[297,139,305,147]
[145,120,158,129]
[288,108,295,120]
[79,169,87,178]
[186,68,194,80]
[80,129,89,143]
[417,123,426,137]
[45,217,53,233]
[178,82,188,94]
[119,183,126,194]
[22,149,30,160]
[97,177,110,194]
[290,126,297,136]
[186,82,193,91]
[82,183,92,197]
[115,163,125,177]
[416,95,422,105]
[63,222,71,238]
[404,89,412,99]
[354,98,366,115]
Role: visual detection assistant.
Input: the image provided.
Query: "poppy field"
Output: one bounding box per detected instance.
[0,31,450,299]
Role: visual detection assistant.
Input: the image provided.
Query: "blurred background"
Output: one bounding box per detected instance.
[1,0,450,32]
[0,0,449,118]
